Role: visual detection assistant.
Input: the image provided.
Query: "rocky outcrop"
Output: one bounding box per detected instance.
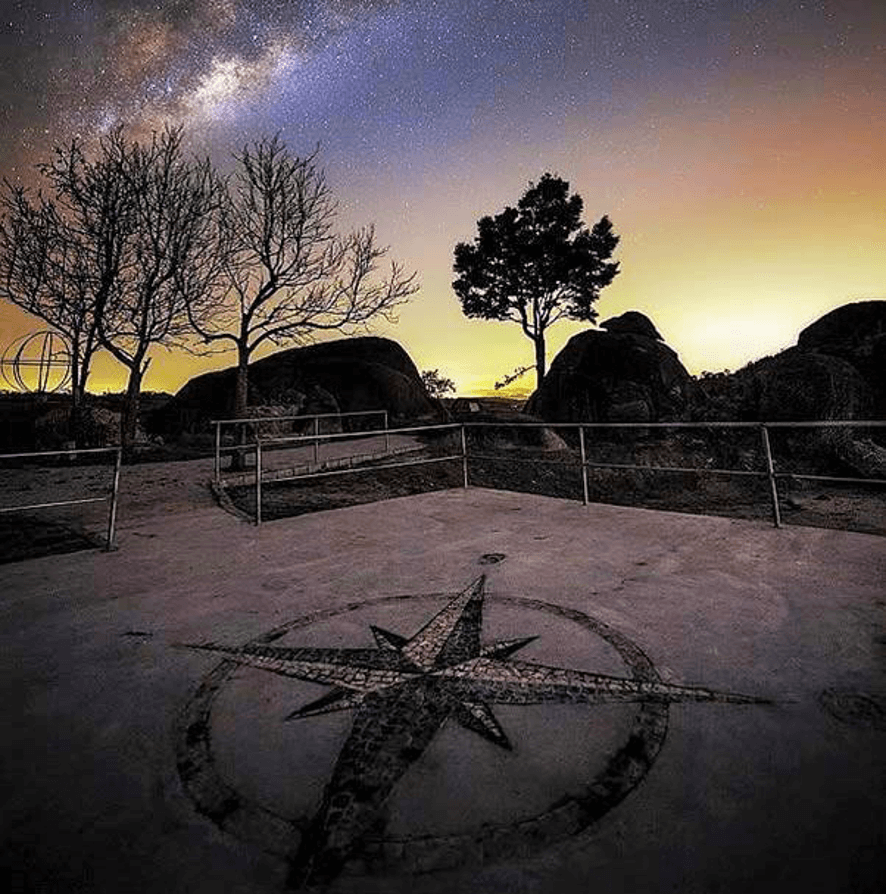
[600,310,663,341]
[688,301,886,477]
[458,409,568,451]
[797,300,886,365]
[151,337,443,437]
[690,302,886,425]
[838,437,886,479]
[34,404,149,449]
[526,303,885,478]
[732,349,876,422]
[526,312,691,423]
[717,349,880,475]
[796,299,886,413]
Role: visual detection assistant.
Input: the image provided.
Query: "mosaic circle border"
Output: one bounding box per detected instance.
[175,592,670,875]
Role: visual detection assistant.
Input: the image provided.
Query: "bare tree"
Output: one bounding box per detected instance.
[1,127,221,449]
[0,147,129,423]
[187,136,419,424]
[92,127,222,447]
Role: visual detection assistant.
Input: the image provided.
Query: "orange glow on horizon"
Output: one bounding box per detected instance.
[2,72,884,398]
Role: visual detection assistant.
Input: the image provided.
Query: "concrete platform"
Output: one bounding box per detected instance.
[1,488,884,893]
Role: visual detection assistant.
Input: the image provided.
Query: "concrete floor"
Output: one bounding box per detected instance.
[1,487,884,893]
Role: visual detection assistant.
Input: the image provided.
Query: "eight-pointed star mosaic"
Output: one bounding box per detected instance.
[183,575,765,889]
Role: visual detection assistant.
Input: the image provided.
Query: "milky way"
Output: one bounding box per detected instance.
[9,1,881,177]
[4,2,417,169]
[2,1,885,391]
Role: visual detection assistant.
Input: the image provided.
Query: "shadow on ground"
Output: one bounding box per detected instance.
[0,513,102,564]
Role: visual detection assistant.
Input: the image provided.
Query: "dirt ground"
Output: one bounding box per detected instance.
[2,444,884,564]
[0,453,219,563]
[228,447,886,535]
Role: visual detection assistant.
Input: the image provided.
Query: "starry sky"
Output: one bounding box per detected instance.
[1,0,885,395]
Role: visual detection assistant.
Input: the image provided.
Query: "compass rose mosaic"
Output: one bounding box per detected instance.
[176,575,767,890]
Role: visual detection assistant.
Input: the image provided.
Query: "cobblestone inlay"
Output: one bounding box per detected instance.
[176,578,769,890]
[818,688,886,730]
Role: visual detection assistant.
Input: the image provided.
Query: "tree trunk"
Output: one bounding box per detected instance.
[69,345,92,449]
[534,333,546,390]
[234,350,249,419]
[70,350,83,449]
[70,355,81,409]
[120,361,145,454]
[231,347,250,471]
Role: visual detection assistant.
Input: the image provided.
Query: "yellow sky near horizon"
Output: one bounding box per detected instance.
[1,77,884,399]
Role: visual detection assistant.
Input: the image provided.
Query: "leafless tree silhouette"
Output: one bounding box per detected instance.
[0,155,123,422]
[186,136,419,428]
[0,126,222,449]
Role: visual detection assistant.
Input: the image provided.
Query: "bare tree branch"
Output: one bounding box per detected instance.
[1,125,223,449]
[185,136,419,426]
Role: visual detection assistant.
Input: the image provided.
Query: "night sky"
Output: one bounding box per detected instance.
[2,0,885,395]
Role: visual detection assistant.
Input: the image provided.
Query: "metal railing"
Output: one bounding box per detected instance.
[228,418,886,527]
[211,409,389,483]
[0,446,123,549]
[249,423,461,525]
[467,419,886,529]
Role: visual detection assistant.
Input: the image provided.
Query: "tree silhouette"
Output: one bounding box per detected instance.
[92,127,222,448]
[0,182,106,417]
[453,173,619,389]
[420,368,455,398]
[185,136,418,436]
[0,126,220,449]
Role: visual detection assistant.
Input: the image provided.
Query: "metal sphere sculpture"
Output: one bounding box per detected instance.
[1,330,72,393]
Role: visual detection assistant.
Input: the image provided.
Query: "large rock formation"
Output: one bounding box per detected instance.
[690,300,886,423]
[526,302,885,477]
[688,300,886,477]
[526,311,691,423]
[693,349,876,423]
[600,310,663,341]
[796,300,886,412]
[151,337,442,437]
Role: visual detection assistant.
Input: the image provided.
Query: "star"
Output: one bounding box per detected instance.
[183,575,765,888]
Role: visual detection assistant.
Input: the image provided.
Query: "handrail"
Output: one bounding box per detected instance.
[210,409,386,426]
[0,445,125,459]
[258,422,459,448]
[463,419,886,429]
[211,409,391,483]
[0,445,122,549]
[227,418,885,529]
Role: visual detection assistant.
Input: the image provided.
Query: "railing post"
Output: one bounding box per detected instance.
[383,411,390,453]
[313,416,320,465]
[579,425,590,506]
[214,421,221,484]
[255,436,263,526]
[760,424,782,528]
[461,424,469,488]
[105,446,122,550]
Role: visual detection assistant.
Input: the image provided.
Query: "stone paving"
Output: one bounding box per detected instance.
[1,487,884,893]
[179,576,769,889]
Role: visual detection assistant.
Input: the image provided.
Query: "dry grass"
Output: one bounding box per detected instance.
[226,444,886,536]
